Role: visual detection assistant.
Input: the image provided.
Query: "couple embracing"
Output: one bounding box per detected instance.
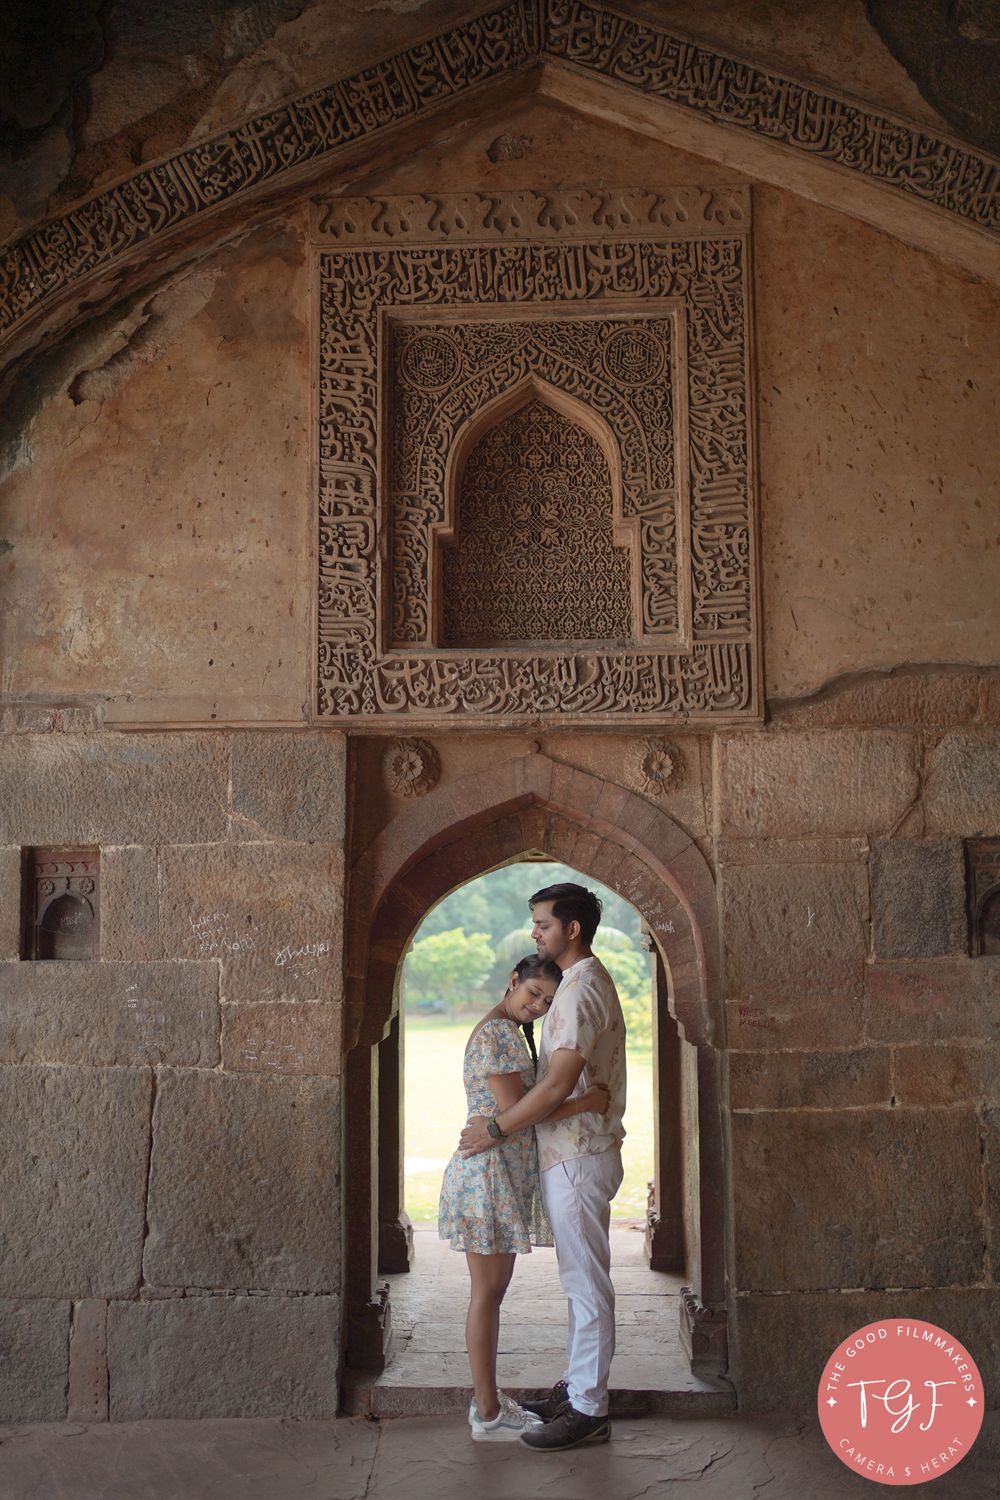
[438,882,627,1451]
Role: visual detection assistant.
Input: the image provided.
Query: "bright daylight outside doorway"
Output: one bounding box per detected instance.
[402,861,653,1229]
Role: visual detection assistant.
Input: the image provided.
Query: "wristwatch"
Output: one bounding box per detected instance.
[486,1116,506,1140]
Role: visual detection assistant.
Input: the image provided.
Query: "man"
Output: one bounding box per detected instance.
[459,881,627,1451]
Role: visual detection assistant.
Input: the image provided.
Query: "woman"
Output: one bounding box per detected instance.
[438,955,610,1441]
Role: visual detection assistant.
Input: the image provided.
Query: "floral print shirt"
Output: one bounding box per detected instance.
[535,954,627,1172]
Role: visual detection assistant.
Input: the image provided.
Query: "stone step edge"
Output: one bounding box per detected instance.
[341,1378,736,1419]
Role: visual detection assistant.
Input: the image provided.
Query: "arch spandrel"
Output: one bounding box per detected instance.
[347,753,720,1050]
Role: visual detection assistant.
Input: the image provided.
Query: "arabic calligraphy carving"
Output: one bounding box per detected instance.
[1,0,995,354]
[389,311,679,649]
[316,189,760,723]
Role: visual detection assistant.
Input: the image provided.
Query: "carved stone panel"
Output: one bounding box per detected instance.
[314,187,760,724]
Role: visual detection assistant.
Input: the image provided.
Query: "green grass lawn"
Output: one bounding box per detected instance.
[403,1014,654,1222]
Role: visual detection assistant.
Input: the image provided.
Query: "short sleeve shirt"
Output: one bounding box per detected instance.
[534,955,627,1172]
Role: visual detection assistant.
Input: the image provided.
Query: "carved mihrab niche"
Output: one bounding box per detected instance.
[314,187,760,725]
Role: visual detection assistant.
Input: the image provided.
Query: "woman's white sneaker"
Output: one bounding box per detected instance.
[470,1395,544,1441]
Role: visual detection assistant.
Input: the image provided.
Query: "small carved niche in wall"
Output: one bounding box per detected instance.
[21,849,100,960]
[442,398,632,648]
[966,839,1000,955]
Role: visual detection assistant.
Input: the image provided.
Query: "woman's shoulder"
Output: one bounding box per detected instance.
[466,1016,523,1059]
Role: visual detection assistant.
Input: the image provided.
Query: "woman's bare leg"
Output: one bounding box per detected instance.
[465,1251,516,1421]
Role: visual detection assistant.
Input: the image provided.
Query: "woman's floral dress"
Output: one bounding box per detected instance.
[438,1018,553,1254]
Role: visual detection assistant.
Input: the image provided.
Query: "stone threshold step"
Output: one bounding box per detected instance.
[342,1377,736,1419]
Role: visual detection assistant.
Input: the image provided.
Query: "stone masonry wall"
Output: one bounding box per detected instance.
[717,690,1000,1411]
[0,723,347,1420]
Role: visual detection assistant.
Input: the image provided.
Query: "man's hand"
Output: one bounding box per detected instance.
[459,1115,495,1157]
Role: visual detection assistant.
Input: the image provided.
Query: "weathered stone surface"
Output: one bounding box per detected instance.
[732,1108,984,1292]
[721,860,869,1002]
[728,1048,890,1110]
[717,730,918,838]
[734,1288,1000,1412]
[924,731,1000,835]
[158,843,344,1004]
[229,732,346,842]
[726,993,865,1051]
[0,1299,69,1421]
[717,836,867,866]
[0,1066,151,1296]
[870,837,968,958]
[68,1298,108,1421]
[102,846,162,960]
[221,1003,343,1076]
[107,1295,341,1419]
[0,734,228,845]
[0,702,101,733]
[773,672,982,729]
[0,846,19,959]
[983,1107,1000,1285]
[0,962,219,1067]
[144,1069,341,1292]
[894,1042,1000,1105]
[865,957,1000,1042]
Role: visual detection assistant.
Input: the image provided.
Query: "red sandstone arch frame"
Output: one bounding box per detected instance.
[342,752,729,1383]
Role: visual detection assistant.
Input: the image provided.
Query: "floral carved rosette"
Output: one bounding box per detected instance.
[382,738,441,798]
[636,738,683,796]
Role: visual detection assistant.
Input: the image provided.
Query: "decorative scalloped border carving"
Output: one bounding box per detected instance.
[2,0,997,354]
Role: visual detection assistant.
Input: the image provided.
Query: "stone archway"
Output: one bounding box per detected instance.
[342,751,728,1385]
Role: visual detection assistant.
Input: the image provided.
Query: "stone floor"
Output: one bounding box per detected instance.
[346,1223,734,1415]
[1,1411,997,1500]
[4,1225,995,1498]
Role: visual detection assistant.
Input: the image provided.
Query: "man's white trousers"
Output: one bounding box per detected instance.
[540,1147,624,1418]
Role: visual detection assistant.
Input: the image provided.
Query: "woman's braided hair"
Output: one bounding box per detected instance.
[509,953,562,1068]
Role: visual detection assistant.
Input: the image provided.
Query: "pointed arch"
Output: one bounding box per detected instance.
[343,752,728,1382]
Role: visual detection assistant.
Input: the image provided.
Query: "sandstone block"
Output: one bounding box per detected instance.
[0,1066,151,1296]
[717,836,867,866]
[0,847,19,959]
[68,1299,108,1421]
[728,1048,890,1110]
[775,672,981,729]
[865,957,1000,1042]
[718,729,918,838]
[734,1288,999,1411]
[721,860,869,1002]
[870,838,968,958]
[144,1068,341,1292]
[0,961,219,1067]
[983,1107,1000,1282]
[107,1294,340,1419]
[102,845,161,960]
[0,734,229,845]
[924,732,1000,834]
[229,731,346,842]
[158,842,344,1004]
[726,992,864,1051]
[0,1300,70,1421]
[732,1108,983,1293]
[894,1043,999,1105]
[221,1003,343,1075]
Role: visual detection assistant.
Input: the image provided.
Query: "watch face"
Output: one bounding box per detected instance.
[487,1118,501,1139]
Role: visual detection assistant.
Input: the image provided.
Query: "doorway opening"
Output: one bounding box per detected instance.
[342,753,729,1410]
[401,859,655,1231]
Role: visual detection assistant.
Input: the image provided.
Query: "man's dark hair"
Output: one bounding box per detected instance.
[529,882,603,946]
